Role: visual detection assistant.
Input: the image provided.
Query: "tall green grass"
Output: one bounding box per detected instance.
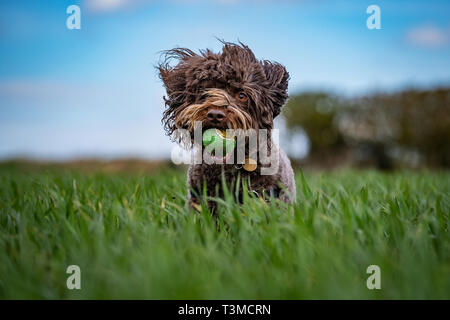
[0,164,449,299]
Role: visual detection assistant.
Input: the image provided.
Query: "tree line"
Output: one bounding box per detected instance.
[283,87,450,169]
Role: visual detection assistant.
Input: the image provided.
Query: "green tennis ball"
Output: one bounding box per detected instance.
[202,129,236,154]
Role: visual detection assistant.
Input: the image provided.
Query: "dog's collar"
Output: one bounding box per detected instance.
[233,160,279,200]
[250,187,280,200]
[234,157,257,172]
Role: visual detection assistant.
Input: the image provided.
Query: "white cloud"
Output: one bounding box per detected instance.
[83,0,288,13]
[406,25,449,48]
[84,0,145,13]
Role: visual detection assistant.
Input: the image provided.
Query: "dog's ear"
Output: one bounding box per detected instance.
[158,48,197,103]
[158,65,186,100]
[262,61,289,117]
[158,48,197,135]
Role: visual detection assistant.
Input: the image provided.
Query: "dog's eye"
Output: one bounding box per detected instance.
[236,91,248,102]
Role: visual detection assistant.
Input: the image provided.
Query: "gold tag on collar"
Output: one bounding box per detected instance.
[243,158,257,172]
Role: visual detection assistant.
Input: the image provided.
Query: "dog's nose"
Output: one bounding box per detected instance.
[206,109,226,124]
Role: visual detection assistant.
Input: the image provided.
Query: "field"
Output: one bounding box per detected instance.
[0,162,449,299]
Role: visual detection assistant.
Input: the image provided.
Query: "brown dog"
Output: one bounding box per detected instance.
[158,41,296,211]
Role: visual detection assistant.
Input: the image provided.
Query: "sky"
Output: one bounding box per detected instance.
[0,0,449,160]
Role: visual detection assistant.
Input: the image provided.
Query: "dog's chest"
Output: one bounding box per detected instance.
[188,163,279,196]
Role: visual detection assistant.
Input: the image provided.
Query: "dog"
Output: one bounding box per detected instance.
[158,41,296,211]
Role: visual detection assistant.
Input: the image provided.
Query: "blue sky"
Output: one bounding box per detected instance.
[0,0,449,159]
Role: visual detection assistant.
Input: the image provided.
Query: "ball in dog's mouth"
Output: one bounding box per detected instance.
[202,128,236,163]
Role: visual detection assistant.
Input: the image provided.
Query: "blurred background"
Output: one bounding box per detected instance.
[0,0,449,169]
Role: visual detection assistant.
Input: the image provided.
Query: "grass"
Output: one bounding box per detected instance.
[0,162,449,299]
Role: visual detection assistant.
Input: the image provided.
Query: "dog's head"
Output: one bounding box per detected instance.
[158,41,289,142]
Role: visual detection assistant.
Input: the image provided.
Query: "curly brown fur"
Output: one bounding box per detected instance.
[175,89,253,132]
[158,41,296,211]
